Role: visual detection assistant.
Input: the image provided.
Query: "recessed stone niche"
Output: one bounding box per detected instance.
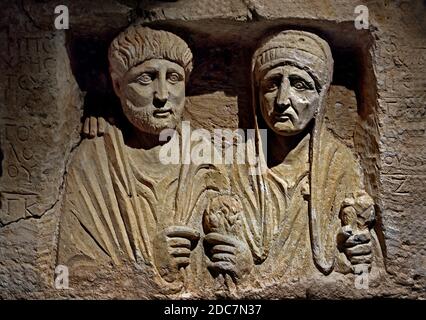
[0,0,425,299]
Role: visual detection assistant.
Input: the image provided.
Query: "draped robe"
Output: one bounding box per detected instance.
[231,128,384,282]
[57,124,230,292]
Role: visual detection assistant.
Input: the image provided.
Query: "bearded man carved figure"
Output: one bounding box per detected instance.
[57,26,241,292]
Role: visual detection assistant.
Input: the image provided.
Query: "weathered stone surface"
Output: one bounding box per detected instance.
[0,0,82,297]
[0,0,425,299]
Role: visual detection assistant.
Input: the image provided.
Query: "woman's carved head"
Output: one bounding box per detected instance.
[253,30,333,136]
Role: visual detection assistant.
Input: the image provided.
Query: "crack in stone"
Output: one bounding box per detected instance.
[241,0,261,21]
[20,0,43,31]
[0,137,83,229]
[0,203,55,228]
[0,143,3,178]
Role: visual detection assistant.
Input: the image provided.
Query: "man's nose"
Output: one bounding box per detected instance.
[275,80,291,112]
[154,78,169,105]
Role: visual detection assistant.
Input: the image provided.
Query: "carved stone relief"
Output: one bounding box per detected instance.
[55,25,387,297]
[1,0,425,299]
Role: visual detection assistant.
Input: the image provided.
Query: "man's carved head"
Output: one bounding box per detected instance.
[109,26,193,134]
[253,30,333,136]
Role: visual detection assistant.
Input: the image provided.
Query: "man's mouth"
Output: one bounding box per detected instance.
[153,109,173,118]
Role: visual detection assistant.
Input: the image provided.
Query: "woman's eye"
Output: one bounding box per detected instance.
[290,78,312,90]
[293,81,306,89]
[268,83,278,91]
[264,81,278,92]
[168,72,181,83]
[136,73,153,84]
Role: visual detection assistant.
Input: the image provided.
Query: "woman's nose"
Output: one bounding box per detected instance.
[275,80,291,111]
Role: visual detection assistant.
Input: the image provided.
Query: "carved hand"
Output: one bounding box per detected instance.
[340,227,373,271]
[339,191,375,273]
[82,116,106,138]
[154,226,200,283]
[204,232,253,283]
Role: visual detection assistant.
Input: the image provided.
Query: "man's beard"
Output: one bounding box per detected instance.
[122,100,180,135]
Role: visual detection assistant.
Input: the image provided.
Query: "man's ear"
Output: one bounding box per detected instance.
[111,73,121,97]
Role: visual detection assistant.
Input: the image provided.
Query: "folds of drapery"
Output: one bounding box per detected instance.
[58,125,153,267]
[57,125,230,281]
[229,128,381,277]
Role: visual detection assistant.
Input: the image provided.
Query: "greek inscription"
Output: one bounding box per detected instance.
[382,152,426,172]
[3,124,36,184]
[0,192,38,222]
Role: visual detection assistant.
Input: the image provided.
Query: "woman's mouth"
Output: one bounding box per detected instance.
[274,114,292,122]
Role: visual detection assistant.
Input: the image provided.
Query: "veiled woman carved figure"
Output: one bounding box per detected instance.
[231,30,384,282]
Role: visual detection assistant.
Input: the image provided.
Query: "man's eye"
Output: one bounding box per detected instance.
[136,73,153,84]
[168,72,181,83]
